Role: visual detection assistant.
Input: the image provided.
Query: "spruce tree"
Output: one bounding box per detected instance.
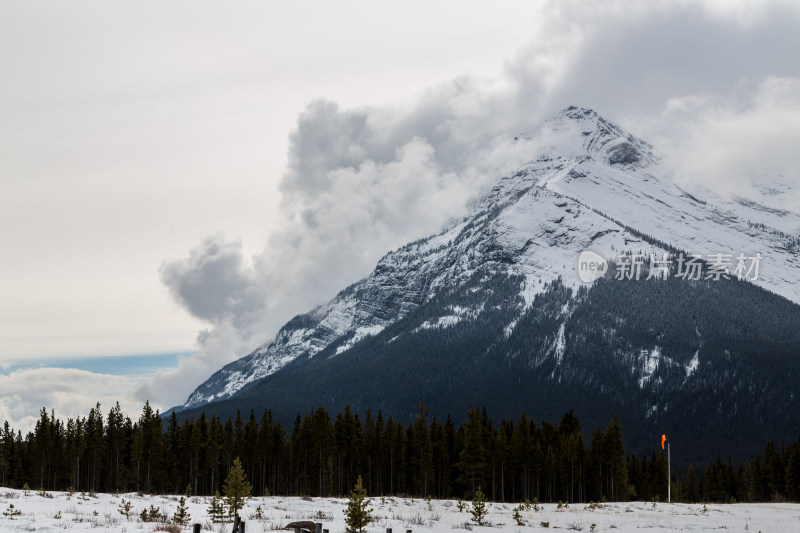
[3,503,22,520]
[785,449,800,501]
[344,475,372,533]
[223,457,252,519]
[470,486,488,526]
[117,497,133,519]
[512,503,524,526]
[207,490,225,523]
[172,496,191,526]
[602,417,629,501]
[458,409,487,493]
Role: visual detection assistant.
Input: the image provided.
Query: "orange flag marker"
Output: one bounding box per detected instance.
[661,434,666,450]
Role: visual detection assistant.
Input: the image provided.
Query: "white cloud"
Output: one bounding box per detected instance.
[640,77,800,205]
[0,368,144,434]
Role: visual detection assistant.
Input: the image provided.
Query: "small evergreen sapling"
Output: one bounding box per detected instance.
[223,457,252,520]
[512,503,525,526]
[524,498,541,512]
[207,490,226,523]
[470,486,488,526]
[172,496,191,526]
[118,497,134,519]
[344,475,373,533]
[151,504,165,521]
[140,504,165,522]
[3,503,22,519]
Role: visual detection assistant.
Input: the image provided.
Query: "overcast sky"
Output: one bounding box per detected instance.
[2,0,799,431]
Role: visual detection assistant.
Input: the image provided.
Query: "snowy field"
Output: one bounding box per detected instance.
[1,487,799,532]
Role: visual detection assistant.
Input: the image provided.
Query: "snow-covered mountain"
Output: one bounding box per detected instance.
[179,106,799,409]
[172,107,800,460]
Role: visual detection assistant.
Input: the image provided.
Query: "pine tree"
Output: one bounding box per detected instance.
[785,448,800,501]
[117,497,133,519]
[207,490,225,523]
[602,417,629,501]
[223,457,252,519]
[141,504,165,523]
[106,402,125,493]
[458,409,487,494]
[344,475,373,533]
[470,486,488,525]
[512,503,524,526]
[172,496,191,525]
[3,503,22,520]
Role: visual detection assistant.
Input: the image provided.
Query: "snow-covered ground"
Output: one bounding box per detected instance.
[1,488,798,532]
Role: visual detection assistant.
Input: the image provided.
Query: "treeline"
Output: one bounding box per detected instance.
[1,402,799,503]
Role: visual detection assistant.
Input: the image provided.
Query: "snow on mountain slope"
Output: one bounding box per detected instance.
[178,106,800,411]
[489,106,800,301]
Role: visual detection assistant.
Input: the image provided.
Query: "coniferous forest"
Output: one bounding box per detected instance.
[2,402,800,504]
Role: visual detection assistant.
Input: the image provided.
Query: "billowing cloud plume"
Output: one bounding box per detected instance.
[160,235,266,330]
[262,97,542,313]
[146,0,800,409]
[140,237,268,408]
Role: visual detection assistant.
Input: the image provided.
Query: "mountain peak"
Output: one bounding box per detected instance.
[482,106,660,207]
[543,106,657,167]
[548,105,619,133]
[555,105,602,121]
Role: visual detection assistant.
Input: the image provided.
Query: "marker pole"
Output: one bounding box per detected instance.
[667,441,671,503]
